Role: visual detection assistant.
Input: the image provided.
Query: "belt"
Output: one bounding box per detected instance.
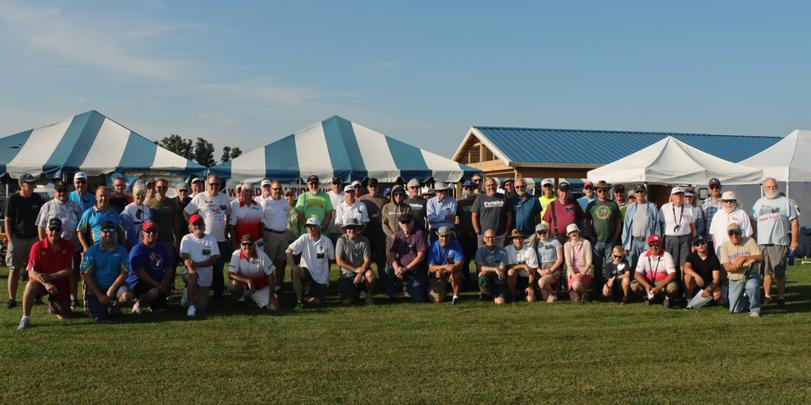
[633,236,646,241]
[265,228,287,234]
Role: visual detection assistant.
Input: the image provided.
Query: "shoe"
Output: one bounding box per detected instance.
[359,290,368,300]
[478,293,487,302]
[664,297,671,308]
[7,299,17,309]
[17,317,30,330]
[132,302,143,315]
[180,288,188,307]
[273,285,282,293]
[365,297,375,306]
[750,312,761,318]
[236,296,246,307]
[645,298,653,306]
[70,299,79,311]
[777,297,786,307]
[452,296,461,305]
[621,297,629,305]
[294,301,305,312]
[186,305,197,317]
[764,295,773,306]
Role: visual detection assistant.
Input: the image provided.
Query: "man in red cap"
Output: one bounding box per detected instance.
[126,220,173,314]
[179,213,220,317]
[632,234,679,307]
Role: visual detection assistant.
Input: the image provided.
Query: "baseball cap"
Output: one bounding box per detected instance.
[398,213,412,223]
[260,179,272,187]
[558,180,570,191]
[188,214,204,225]
[382,187,391,196]
[344,185,355,193]
[613,184,625,193]
[634,184,647,193]
[191,177,204,184]
[47,218,63,230]
[351,180,361,188]
[53,180,68,192]
[462,180,475,188]
[693,235,707,246]
[535,223,549,233]
[583,181,594,189]
[566,223,580,235]
[19,173,36,184]
[143,220,158,231]
[241,234,255,244]
[503,178,515,185]
[305,216,321,227]
[177,183,188,191]
[727,222,741,234]
[647,234,662,245]
[670,186,685,195]
[74,172,87,181]
[684,186,695,197]
[721,191,737,201]
[331,176,341,185]
[368,178,379,187]
[709,178,721,187]
[437,226,453,236]
[307,175,320,183]
[344,218,362,228]
[541,178,554,187]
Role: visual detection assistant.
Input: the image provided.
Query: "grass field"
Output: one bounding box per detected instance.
[3,262,811,404]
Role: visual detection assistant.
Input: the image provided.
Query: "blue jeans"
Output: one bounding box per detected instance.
[628,238,647,273]
[592,241,614,292]
[381,265,428,302]
[728,271,761,314]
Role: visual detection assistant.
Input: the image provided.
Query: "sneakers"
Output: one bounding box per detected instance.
[452,296,461,305]
[186,305,197,317]
[547,294,558,304]
[273,285,282,293]
[294,301,305,312]
[359,290,368,300]
[365,297,375,306]
[750,312,761,318]
[132,302,143,315]
[18,316,30,330]
[70,299,79,311]
[764,295,773,306]
[180,288,188,307]
[777,297,786,307]
[664,297,671,308]
[6,299,17,309]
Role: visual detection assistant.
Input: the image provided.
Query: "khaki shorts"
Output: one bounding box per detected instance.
[7,235,36,270]
[428,274,448,302]
[263,229,289,262]
[760,245,788,279]
[630,279,678,296]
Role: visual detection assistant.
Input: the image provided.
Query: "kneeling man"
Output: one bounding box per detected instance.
[505,229,539,302]
[287,216,335,311]
[81,221,133,321]
[427,226,464,304]
[335,218,375,306]
[127,220,173,314]
[632,234,678,307]
[229,234,278,311]
[720,222,762,317]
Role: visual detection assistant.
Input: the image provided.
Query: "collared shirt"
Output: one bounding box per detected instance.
[577,195,596,213]
[69,191,96,213]
[261,197,290,232]
[36,198,83,244]
[336,234,371,277]
[229,198,263,243]
[326,190,343,232]
[228,249,275,281]
[513,194,541,236]
[475,245,507,267]
[635,250,676,282]
[334,200,370,228]
[77,206,123,245]
[390,229,427,268]
[428,240,464,266]
[81,242,129,290]
[702,197,723,235]
[426,196,457,231]
[708,208,753,256]
[27,238,74,300]
[179,233,220,287]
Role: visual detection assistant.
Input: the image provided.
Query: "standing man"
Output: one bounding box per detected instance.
[382,213,428,303]
[538,178,557,222]
[184,175,231,300]
[334,184,370,233]
[335,218,375,306]
[109,175,131,213]
[255,179,273,204]
[472,177,513,247]
[470,174,483,194]
[17,218,74,329]
[287,217,335,311]
[751,178,799,307]
[126,220,173,314]
[719,222,762,317]
[260,180,290,292]
[427,226,465,304]
[684,187,706,244]
[455,180,478,290]
[621,185,659,271]
[708,191,752,257]
[80,221,133,322]
[228,182,263,252]
[296,175,334,240]
[5,174,44,309]
[502,178,516,201]
[77,185,126,251]
[542,180,584,243]
[577,181,595,213]
[404,178,428,233]
[148,178,180,257]
[190,177,204,198]
[659,186,696,272]
[381,185,412,250]
[702,178,723,248]
[512,177,541,238]
[69,172,96,213]
[179,214,220,317]
[426,182,457,243]
[360,178,388,276]
[325,177,343,245]
[584,180,622,294]
[36,180,83,308]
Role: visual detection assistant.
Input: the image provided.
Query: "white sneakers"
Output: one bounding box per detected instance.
[132,302,143,315]
[186,305,197,317]
[18,316,30,330]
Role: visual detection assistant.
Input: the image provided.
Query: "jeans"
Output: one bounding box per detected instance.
[628,238,647,273]
[381,265,428,302]
[728,271,761,314]
[592,241,614,293]
[213,240,230,297]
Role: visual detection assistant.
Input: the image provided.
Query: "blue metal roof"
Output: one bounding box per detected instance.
[474,127,781,165]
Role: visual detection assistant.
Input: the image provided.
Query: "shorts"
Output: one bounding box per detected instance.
[263,229,289,261]
[760,245,788,279]
[183,266,213,288]
[339,276,363,300]
[478,272,506,298]
[30,282,71,318]
[568,274,592,291]
[630,279,679,297]
[86,285,130,321]
[7,235,36,270]
[428,274,448,302]
[301,267,328,302]
[131,282,168,309]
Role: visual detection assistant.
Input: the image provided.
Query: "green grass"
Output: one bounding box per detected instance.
[2,263,811,404]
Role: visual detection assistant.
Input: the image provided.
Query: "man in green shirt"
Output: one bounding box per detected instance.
[537,178,557,224]
[295,175,334,229]
[585,180,622,295]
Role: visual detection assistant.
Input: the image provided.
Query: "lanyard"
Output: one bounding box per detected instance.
[671,204,684,233]
[647,255,662,282]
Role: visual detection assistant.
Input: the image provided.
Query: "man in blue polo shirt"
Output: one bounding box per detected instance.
[427,226,465,304]
[126,220,173,314]
[81,221,132,322]
[77,185,126,252]
[512,177,541,237]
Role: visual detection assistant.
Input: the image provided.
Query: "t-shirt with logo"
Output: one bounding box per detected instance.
[121,203,153,244]
[27,238,74,300]
[336,234,372,278]
[428,240,464,267]
[36,199,83,246]
[335,200,370,228]
[5,193,44,238]
[147,197,180,247]
[184,192,231,242]
[295,192,333,226]
[289,234,335,285]
[605,261,630,279]
[179,233,220,287]
[404,196,428,232]
[542,200,585,237]
[585,199,621,242]
[634,250,676,283]
[69,191,96,213]
[455,196,477,234]
[229,198,263,244]
[471,194,513,236]
[535,238,562,265]
[126,241,172,289]
[81,243,130,291]
[751,196,799,246]
[719,237,760,281]
[505,244,539,277]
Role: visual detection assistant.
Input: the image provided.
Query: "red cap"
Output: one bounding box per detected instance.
[188,214,204,225]
[143,220,158,231]
[647,234,661,245]
[583,181,594,188]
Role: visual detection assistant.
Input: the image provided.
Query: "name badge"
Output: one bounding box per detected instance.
[202,248,211,256]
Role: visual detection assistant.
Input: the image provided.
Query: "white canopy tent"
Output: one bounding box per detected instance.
[587,136,764,185]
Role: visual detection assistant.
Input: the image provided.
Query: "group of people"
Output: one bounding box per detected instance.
[7,169,799,329]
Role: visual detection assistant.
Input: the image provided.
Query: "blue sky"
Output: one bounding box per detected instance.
[1,1,810,159]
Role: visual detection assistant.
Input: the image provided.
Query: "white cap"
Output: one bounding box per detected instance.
[260,179,272,187]
[305,216,321,227]
[566,223,580,235]
[344,185,355,192]
[407,178,420,187]
[74,171,87,180]
[670,186,685,195]
[350,180,361,187]
[541,178,554,187]
[434,182,449,190]
[721,190,737,201]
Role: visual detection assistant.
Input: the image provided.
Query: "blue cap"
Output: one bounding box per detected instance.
[462,180,475,188]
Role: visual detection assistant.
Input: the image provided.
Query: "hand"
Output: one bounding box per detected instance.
[353,273,364,285]
[695,276,705,287]
[46,284,58,296]
[394,266,405,279]
[444,214,455,222]
[701,287,712,298]
[106,287,116,301]
[496,269,506,281]
[790,240,799,251]
[246,279,256,294]
[624,249,630,256]
[435,270,442,280]
[97,292,109,305]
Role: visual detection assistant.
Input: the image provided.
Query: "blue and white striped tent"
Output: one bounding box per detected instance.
[210,115,480,183]
[0,110,205,179]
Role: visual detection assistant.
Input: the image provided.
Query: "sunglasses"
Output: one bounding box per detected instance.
[271,187,282,191]
[648,243,659,247]
[728,231,741,236]
[694,242,707,246]
[241,242,255,246]
[596,189,606,193]
[144,229,157,234]
[48,227,61,231]
[537,230,547,234]
[192,222,205,227]
[101,229,115,234]
[709,185,720,189]
[75,180,87,184]
[408,186,418,189]
[612,255,623,259]
[515,185,526,189]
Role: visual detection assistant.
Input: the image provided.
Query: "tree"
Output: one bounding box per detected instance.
[194,137,216,167]
[221,146,232,163]
[159,134,194,160]
[230,147,242,160]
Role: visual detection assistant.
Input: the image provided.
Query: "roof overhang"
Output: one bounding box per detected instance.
[452,127,512,166]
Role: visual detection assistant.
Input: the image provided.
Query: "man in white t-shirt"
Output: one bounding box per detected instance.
[228,234,278,311]
[632,234,678,307]
[708,191,753,257]
[184,174,231,299]
[179,214,220,317]
[334,185,369,233]
[505,229,539,302]
[254,179,272,204]
[286,216,335,311]
[325,176,343,245]
[658,186,696,272]
[261,180,290,293]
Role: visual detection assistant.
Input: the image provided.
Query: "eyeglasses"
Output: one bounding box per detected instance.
[596,189,606,193]
[241,242,255,246]
[483,236,495,239]
[408,186,418,189]
[472,178,482,183]
[537,231,547,235]
[612,255,623,259]
[728,231,740,236]
[271,188,282,191]
[101,229,115,234]
[515,185,526,189]
[208,183,218,187]
[48,227,61,232]
[648,243,659,247]
[709,185,720,189]
[694,242,707,246]
[75,180,86,184]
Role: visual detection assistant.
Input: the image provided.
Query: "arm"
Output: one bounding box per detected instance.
[323,210,334,230]
[405,251,427,271]
[471,212,481,235]
[550,245,564,272]
[634,271,653,291]
[38,226,47,241]
[504,211,513,235]
[77,229,90,252]
[791,217,800,251]
[135,266,162,289]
